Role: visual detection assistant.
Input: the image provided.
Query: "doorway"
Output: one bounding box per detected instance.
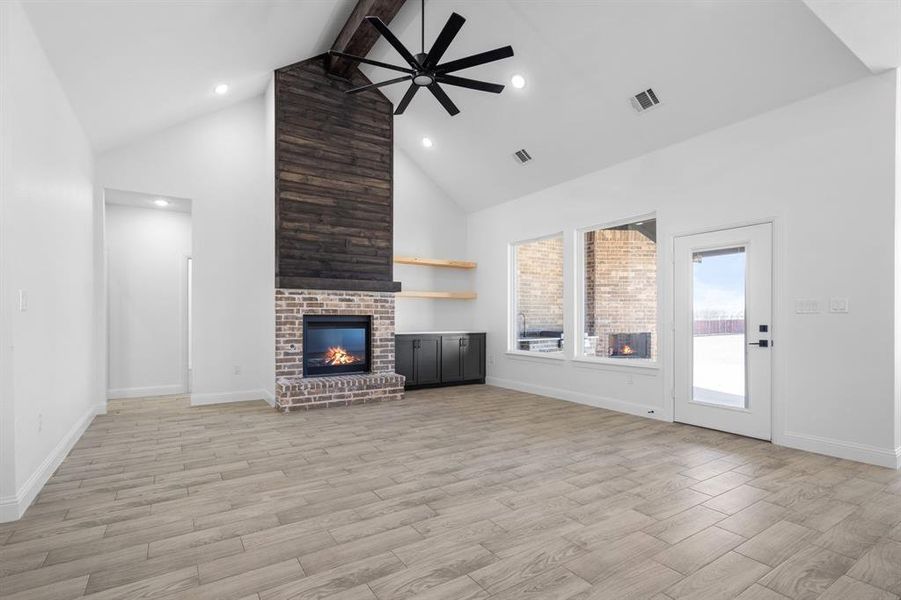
[105,189,192,399]
[674,223,773,440]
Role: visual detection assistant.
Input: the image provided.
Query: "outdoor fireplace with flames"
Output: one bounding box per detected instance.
[303,315,372,377]
[608,332,652,359]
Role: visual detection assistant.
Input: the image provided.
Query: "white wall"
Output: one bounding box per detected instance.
[97,96,275,407]
[394,149,473,333]
[468,72,900,468]
[0,0,100,521]
[106,204,192,398]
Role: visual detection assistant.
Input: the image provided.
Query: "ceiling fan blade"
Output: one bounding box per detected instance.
[435,46,514,74]
[365,16,421,70]
[436,74,504,94]
[423,12,465,69]
[347,75,412,94]
[394,83,420,115]
[329,51,414,75]
[427,83,460,116]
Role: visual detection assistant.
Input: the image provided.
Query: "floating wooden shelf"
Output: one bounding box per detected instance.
[394,256,477,269]
[396,291,477,300]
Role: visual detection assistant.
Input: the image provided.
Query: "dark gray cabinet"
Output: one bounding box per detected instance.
[395,335,440,387]
[395,333,486,389]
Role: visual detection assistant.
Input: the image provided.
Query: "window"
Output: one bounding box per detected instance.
[580,218,657,362]
[511,234,564,354]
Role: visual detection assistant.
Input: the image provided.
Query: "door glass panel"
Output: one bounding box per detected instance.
[692,247,747,408]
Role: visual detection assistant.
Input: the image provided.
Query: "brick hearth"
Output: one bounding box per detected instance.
[274,289,404,411]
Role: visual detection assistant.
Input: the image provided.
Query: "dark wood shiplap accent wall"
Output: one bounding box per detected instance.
[275,55,400,292]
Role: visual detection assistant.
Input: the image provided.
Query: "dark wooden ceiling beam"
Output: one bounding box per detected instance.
[328,0,409,78]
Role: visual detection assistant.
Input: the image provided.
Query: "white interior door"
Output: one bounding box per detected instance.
[674,223,773,440]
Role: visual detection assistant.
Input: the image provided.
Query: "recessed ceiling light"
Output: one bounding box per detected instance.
[421,137,433,148]
[153,199,169,207]
[511,74,526,89]
[214,83,229,95]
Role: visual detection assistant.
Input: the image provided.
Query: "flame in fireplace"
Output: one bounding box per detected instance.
[621,344,635,355]
[325,346,358,366]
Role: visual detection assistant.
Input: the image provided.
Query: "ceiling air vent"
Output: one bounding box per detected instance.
[630,88,661,113]
[513,149,533,165]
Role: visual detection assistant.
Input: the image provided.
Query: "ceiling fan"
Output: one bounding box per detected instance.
[329,0,513,116]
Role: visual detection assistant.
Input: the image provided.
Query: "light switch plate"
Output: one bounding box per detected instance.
[794,299,821,314]
[829,297,849,313]
[17,290,27,312]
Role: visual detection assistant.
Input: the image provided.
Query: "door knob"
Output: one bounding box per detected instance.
[748,340,769,347]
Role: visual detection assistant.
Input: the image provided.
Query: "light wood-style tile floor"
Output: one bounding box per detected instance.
[2,385,901,600]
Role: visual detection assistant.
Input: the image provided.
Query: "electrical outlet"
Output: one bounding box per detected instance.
[38,413,42,432]
[234,365,241,375]
[17,289,27,312]
[487,353,495,366]
[626,375,634,385]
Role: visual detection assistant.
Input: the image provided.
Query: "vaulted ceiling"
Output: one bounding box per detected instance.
[23,0,876,213]
[365,0,870,211]
[22,0,355,152]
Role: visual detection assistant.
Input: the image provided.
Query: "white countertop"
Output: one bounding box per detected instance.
[396,331,487,335]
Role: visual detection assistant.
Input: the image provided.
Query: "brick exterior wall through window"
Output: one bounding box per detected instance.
[515,236,564,335]
[584,228,657,359]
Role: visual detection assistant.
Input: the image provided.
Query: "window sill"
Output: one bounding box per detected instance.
[505,351,566,363]
[571,356,660,372]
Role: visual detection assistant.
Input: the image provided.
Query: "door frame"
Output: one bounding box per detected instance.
[668,217,782,443]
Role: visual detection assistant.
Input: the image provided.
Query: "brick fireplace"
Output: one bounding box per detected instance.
[271,55,404,411]
[275,290,404,411]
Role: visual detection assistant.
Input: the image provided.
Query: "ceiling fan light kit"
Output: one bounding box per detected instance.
[330,0,513,116]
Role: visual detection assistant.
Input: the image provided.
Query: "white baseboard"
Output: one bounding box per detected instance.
[260,389,275,408]
[0,402,104,523]
[486,376,668,422]
[781,431,901,470]
[486,378,900,470]
[190,389,272,407]
[108,384,186,400]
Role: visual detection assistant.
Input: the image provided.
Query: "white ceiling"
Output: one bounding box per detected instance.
[364,0,870,212]
[24,0,874,212]
[105,188,192,214]
[803,0,901,72]
[22,0,355,152]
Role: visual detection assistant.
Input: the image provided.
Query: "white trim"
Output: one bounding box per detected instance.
[781,431,901,470]
[571,356,659,372]
[486,377,668,422]
[260,389,276,408]
[505,351,566,363]
[189,389,272,406]
[0,402,104,523]
[107,384,186,400]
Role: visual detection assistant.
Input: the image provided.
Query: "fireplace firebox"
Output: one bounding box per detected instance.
[608,332,652,359]
[303,315,372,377]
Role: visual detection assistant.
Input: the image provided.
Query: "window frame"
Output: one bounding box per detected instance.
[574,213,660,369]
[507,231,566,359]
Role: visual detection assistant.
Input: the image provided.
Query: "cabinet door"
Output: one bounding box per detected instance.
[395,336,416,385]
[440,335,464,382]
[416,336,442,385]
[462,334,485,381]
